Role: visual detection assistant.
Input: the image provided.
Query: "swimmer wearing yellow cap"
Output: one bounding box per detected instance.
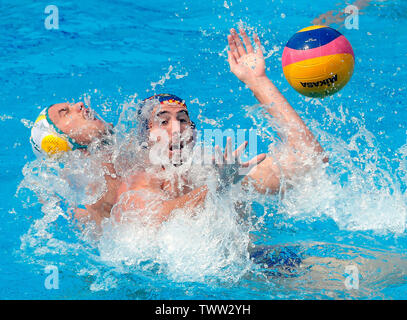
[30,102,109,157]
[30,101,120,227]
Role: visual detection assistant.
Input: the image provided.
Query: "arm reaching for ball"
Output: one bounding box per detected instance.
[227,28,328,194]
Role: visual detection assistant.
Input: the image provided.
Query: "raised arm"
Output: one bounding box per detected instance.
[227,28,328,194]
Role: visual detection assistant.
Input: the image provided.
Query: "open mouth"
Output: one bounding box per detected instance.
[169,141,185,152]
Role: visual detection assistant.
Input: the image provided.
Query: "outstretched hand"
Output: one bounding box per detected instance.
[227,28,266,85]
[214,137,266,191]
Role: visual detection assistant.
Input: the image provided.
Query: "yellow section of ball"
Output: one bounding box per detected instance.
[298,25,327,32]
[283,53,354,97]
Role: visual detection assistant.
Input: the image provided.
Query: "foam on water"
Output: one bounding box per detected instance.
[276,128,407,234]
[19,152,107,208]
[99,189,255,284]
[16,85,407,296]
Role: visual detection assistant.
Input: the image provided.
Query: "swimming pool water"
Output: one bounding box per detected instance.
[1,0,407,299]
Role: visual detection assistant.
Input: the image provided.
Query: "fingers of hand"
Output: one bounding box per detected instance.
[230,28,246,57]
[253,33,264,58]
[233,141,248,161]
[225,137,233,163]
[227,50,237,69]
[255,153,267,165]
[239,28,254,53]
[214,145,223,165]
[228,34,240,61]
[241,153,267,169]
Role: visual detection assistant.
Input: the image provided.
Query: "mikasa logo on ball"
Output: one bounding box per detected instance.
[300,74,338,88]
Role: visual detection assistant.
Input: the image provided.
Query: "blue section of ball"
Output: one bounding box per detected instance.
[286,27,342,50]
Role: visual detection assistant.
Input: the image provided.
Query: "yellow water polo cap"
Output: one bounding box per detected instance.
[30,106,87,158]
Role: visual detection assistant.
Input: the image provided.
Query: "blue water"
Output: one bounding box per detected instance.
[1,0,407,299]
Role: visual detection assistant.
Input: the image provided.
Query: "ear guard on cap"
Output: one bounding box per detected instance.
[30,106,87,158]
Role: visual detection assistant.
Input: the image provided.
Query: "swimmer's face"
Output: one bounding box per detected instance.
[48,102,108,145]
[148,102,194,160]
